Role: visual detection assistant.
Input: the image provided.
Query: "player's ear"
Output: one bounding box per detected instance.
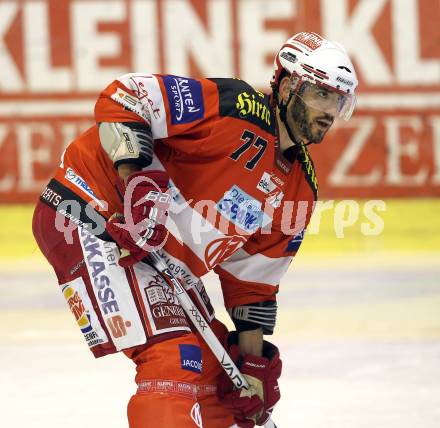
[278,75,292,103]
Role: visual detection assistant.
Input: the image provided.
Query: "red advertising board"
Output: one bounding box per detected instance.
[0,0,439,202]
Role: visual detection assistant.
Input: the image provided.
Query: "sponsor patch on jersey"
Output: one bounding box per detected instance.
[65,167,104,208]
[235,90,271,127]
[257,172,284,209]
[179,344,202,374]
[286,229,306,252]
[60,278,109,349]
[204,236,246,270]
[266,191,284,209]
[40,186,62,207]
[111,87,152,123]
[257,172,277,194]
[79,229,146,351]
[133,262,191,337]
[217,185,263,233]
[211,78,275,135]
[162,75,204,124]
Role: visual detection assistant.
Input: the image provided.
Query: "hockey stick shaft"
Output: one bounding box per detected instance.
[146,251,277,428]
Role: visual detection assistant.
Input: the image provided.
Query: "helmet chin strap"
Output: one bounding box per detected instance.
[277,90,299,145]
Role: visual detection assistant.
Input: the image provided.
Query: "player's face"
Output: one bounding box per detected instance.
[288,82,337,144]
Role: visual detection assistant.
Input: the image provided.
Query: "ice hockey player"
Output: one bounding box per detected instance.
[33,32,358,427]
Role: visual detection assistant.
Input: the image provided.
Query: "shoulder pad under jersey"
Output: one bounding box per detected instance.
[208,78,276,135]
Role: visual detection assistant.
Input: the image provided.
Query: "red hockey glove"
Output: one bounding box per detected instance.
[217,332,282,427]
[106,214,168,267]
[107,170,171,267]
[119,170,170,225]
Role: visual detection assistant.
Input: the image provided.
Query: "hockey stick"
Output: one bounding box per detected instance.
[146,251,278,428]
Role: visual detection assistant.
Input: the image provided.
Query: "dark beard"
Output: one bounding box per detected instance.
[291,96,326,144]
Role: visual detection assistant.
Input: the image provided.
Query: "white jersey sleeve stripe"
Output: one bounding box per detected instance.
[117,73,168,138]
[219,248,292,286]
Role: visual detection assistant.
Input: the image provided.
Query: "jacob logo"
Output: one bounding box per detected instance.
[163,76,204,124]
[179,344,202,374]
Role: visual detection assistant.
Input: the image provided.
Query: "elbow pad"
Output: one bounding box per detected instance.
[99,122,154,168]
[229,300,277,335]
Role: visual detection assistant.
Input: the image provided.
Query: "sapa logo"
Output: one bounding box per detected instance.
[106,315,132,338]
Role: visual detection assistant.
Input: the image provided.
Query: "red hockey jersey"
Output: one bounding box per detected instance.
[48,73,318,312]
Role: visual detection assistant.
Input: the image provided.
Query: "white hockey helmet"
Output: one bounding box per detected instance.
[271,32,358,121]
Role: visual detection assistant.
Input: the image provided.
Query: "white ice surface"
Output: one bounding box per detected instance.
[1,257,439,427]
